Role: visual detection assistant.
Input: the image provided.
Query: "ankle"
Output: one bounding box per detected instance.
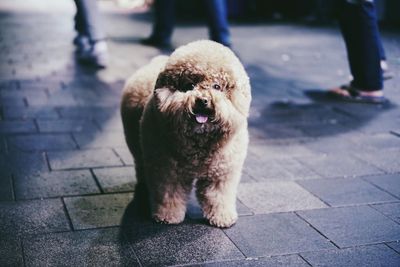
[357,90,383,97]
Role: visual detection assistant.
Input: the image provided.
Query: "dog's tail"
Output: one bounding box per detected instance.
[121,55,168,182]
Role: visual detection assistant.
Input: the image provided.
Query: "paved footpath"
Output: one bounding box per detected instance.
[1,1,400,266]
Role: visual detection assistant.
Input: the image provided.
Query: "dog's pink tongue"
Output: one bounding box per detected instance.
[195,114,208,124]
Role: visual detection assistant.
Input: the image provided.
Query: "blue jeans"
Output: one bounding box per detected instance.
[151,0,231,46]
[74,0,105,42]
[338,0,383,90]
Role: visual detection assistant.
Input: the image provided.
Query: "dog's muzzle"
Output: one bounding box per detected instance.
[193,98,213,124]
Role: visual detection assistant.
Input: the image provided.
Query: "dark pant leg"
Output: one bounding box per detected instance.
[338,0,382,90]
[74,0,84,35]
[378,36,386,60]
[205,0,231,46]
[151,0,175,42]
[73,0,105,42]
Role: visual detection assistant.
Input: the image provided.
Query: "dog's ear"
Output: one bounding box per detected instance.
[153,69,177,111]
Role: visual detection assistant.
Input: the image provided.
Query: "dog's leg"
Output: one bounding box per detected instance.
[196,172,240,228]
[149,179,192,224]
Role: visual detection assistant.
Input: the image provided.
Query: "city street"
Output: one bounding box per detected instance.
[0,1,399,266]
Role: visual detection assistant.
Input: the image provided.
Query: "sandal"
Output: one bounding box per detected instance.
[328,85,389,104]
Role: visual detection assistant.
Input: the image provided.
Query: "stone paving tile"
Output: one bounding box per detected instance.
[223,213,334,257]
[261,104,352,125]
[243,152,321,181]
[73,131,126,149]
[296,154,384,178]
[354,150,400,173]
[1,151,49,177]
[300,244,400,267]
[7,133,77,151]
[363,174,400,199]
[0,173,14,201]
[73,96,120,108]
[3,106,59,119]
[248,142,317,160]
[304,135,362,154]
[96,116,125,132]
[387,241,400,253]
[0,81,17,90]
[114,147,134,165]
[14,170,100,200]
[0,87,47,99]
[297,206,400,248]
[124,222,244,266]
[48,148,124,170]
[58,106,115,119]
[372,202,400,224]
[349,133,400,151]
[64,193,133,230]
[297,177,398,207]
[26,92,78,106]
[248,123,305,139]
[23,228,140,266]
[0,96,26,107]
[0,199,70,238]
[0,120,37,134]
[237,181,327,214]
[0,238,23,267]
[239,171,257,183]
[353,116,400,135]
[278,157,322,180]
[297,122,353,138]
[332,103,395,121]
[192,254,309,267]
[93,167,136,193]
[243,155,293,181]
[37,119,100,133]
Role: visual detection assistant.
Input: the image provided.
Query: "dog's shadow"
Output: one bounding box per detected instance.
[116,183,237,265]
[117,182,209,229]
[117,183,205,233]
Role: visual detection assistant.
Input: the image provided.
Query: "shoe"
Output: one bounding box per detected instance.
[78,40,108,68]
[140,37,171,49]
[327,85,389,104]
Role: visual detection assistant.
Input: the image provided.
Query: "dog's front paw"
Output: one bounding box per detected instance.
[205,208,238,228]
[153,209,185,225]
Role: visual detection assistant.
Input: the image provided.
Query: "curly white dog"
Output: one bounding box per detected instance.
[121,40,251,228]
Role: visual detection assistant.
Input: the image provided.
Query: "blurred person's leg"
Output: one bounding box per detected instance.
[74,3,84,36]
[328,0,388,103]
[74,0,105,42]
[142,0,175,47]
[339,0,383,92]
[73,0,108,68]
[205,0,231,47]
[73,2,90,51]
[73,0,89,50]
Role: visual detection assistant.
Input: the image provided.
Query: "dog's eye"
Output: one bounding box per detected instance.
[182,82,195,92]
[212,84,221,90]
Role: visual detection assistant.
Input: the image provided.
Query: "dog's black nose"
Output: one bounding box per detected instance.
[195,98,208,108]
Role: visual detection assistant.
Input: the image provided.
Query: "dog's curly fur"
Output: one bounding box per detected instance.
[121,40,251,228]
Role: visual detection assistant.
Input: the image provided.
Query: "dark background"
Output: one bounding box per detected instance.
[174,0,400,26]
